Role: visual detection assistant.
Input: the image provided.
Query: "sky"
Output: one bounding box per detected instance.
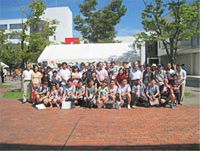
[0,0,146,37]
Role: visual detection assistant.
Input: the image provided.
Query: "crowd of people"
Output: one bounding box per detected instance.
[22,61,187,109]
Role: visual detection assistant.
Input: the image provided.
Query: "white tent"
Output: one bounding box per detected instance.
[0,62,9,68]
[38,43,140,64]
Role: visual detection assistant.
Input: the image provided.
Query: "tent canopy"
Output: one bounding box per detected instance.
[0,62,9,68]
[38,43,140,64]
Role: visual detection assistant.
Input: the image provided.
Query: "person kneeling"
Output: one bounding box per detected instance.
[131,79,149,108]
[146,80,160,107]
[97,80,109,108]
[85,79,97,108]
[35,82,50,106]
[75,80,85,106]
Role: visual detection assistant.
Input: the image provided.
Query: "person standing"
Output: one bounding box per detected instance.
[129,64,142,87]
[96,62,108,85]
[22,64,33,103]
[176,64,187,103]
[59,62,71,91]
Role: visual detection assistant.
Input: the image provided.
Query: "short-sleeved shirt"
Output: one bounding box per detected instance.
[98,86,109,97]
[59,68,71,85]
[109,85,118,94]
[129,69,142,81]
[76,86,85,95]
[32,72,42,85]
[147,85,160,96]
[23,70,33,81]
[65,85,75,95]
[37,87,50,96]
[87,86,96,97]
[118,84,131,94]
[97,69,108,81]
[51,75,61,84]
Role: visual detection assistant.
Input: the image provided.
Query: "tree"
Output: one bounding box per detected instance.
[74,0,127,43]
[136,0,199,65]
[2,0,56,70]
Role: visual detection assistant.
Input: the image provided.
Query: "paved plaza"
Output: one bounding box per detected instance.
[0,89,199,150]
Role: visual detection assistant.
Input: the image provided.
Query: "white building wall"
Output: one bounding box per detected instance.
[0,6,73,44]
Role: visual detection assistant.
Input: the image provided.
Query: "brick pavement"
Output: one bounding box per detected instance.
[0,92,199,150]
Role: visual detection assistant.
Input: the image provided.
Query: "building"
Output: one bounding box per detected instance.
[0,6,73,44]
[158,35,200,76]
[145,41,159,65]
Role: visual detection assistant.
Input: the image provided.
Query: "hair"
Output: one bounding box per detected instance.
[53,70,57,74]
[62,62,67,66]
[78,79,83,83]
[67,78,73,83]
[33,65,39,72]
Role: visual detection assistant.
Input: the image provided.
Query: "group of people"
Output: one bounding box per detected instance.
[22,61,186,109]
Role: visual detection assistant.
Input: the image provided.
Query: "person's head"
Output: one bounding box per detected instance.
[55,82,60,89]
[51,84,56,91]
[177,64,182,71]
[121,78,127,86]
[42,82,48,88]
[62,62,67,69]
[118,68,123,75]
[140,65,145,71]
[173,74,178,80]
[53,70,57,77]
[91,71,96,78]
[134,64,139,70]
[102,79,108,88]
[47,66,51,72]
[158,64,162,71]
[137,79,141,85]
[89,63,94,70]
[146,65,151,72]
[108,71,113,78]
[111,61,115,67]
[82,72,87,79]
[73,66,79,73]
[167,63,172,70]
[77,80,83,88]
[106,62,111,69]
[110,79,116,87]
[99,62,103,70]
[151,64,157,71]
[67,79,73,87]
[122,62,128,68]
[33,65,39,73]
[150,79,156,86]
[164,78,169,85]
[88,79,94,87]
[26,64,31,70]
[80,62,85,70]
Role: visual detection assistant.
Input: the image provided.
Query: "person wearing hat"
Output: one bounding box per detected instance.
[175,64,187,103]
[131,78,148,108]
[155,64,166,86]
[151,64,157,80]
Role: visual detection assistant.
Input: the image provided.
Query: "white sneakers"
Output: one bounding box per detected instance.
[128,104,131,109]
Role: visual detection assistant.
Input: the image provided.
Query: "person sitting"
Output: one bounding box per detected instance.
[64,79,76,103]
[75,80,85,106]
[90,71,100,88]
[85,79,98,108]
[131,79,148,108]
[107,71,115,85]
[170,74,181,105]
[118,78,132,109]
[35,82,50,106]
[146,79,160,106]
[108,79,118,103]
[160,78,176,108]
[48,84,58,108]
[97,80,109,108]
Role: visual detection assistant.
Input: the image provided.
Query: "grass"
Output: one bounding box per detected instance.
[3,89,22,99]
[0,84,11,89]
[184,91,191,97]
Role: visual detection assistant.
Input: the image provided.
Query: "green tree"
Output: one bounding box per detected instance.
[136,0,199,65]
[2,0,56,69]
[74,0,127,43]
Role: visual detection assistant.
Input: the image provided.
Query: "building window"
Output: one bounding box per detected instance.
[0,24,7,30]
[10,23,22,29]
[54,35,56,40]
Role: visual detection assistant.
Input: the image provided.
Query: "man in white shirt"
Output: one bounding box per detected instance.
[129,64,142,86]
[176,64,187,102]
[22,64,33,103]
[59,62,71,90]
[118,78,132,109]
[96,62,108,85]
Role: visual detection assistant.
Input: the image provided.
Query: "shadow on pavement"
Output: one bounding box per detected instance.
[0,143,199,150]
